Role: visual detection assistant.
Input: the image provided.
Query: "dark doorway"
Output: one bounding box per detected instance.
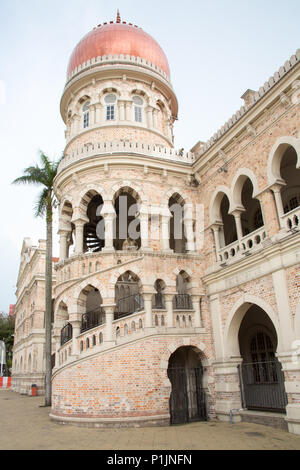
[238,305,288,413]
[168,347,207,425]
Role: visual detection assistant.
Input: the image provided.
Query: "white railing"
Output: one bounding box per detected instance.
[114,311,145,343]
[57,140,195,173]
[173,311,195,329]
[281,206,300,231]
[218,226,267,263]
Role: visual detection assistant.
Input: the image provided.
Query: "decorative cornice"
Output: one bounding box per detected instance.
[194,49,300,157]
[65,54,171,87]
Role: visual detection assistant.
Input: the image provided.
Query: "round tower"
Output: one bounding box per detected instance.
[51,13,205,428]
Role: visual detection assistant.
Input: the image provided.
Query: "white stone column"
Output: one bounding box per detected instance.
[75,114,81,134]
[125,102,132,121]
[143,293,153,328]
[153,109,158,128]
[90,105,96,126]
[72,217,88,255]
[164,294,174,328]
[160,206,173,252]
[95,104,101,124]
[119,101,125,121]
[101,201,116,252]
[211,224,222,262]
[140,210,151,251]
[209,294,225,359]
[102,304,116,343]
[59,230,69,261]
[70,320,81,356]
[146,106,153,128]
[231,209,243,241]
[271,183,285,229]
[184,204,195,252]
[100,104,106,124]
[191,295,203,328]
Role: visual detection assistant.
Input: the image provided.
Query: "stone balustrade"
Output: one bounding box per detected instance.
[56,301,201,370]
[218,226,267,264]
[281,206,300,232]
[57,140,195,174]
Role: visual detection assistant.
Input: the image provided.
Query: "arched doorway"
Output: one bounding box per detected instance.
[238,305,287,412]
[167,346,207,425]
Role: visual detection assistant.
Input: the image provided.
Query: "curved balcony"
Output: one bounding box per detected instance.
[57,140,195,174]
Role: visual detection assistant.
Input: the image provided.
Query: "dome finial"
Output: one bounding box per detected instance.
[116,9,121,23]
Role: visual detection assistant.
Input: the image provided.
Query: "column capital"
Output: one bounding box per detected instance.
[190,293,205,300]
[142,292,155,301]
[101,304,116,315]
[164,292,175,302]
[229,207,245,217]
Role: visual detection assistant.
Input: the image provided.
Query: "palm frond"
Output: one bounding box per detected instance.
[34,187,49,218]
[12,151,61,219]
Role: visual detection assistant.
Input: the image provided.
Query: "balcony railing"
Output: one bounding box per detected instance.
[115,293,144,320]
[218,226,267,264]
[153,292,165,310]
[60,323,73,346]
[173,294,193,310]
[81,308,105,333]
[281,206,300,231]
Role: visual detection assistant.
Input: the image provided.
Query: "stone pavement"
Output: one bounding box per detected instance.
[1,390,300,450]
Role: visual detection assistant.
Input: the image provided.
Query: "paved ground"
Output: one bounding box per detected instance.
[1,390,300,450]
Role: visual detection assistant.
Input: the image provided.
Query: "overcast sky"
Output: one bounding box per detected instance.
[0,0,299,312]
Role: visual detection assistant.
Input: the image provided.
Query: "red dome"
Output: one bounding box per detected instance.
[67,21,170,78]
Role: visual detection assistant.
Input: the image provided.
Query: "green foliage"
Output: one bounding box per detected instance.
[12,151,62,221]
[0,313,15,357]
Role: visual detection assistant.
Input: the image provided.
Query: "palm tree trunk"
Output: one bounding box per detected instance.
[45,213,53,406]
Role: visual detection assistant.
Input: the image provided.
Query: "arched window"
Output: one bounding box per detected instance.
[92,335,96,346]
[133,95,143,123]
[105,94,117,121]
[99,332,103,344]
[86,337,90,349]
[280,146,300,214]
[83,101,90,128]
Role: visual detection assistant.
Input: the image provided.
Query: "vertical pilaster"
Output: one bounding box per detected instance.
[59,230,69,261]
[164,294,174,328]
[102,305,116,343]
[143,293,153,328]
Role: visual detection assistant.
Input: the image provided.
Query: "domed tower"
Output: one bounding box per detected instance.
[61,12,177,152]
[51,13,205,427]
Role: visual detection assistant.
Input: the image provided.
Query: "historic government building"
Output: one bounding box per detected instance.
[12,13,300,434]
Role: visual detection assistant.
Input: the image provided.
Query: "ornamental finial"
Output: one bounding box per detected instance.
[116,9,121,23]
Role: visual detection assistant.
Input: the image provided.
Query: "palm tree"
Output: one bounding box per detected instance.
[13,151,61,406]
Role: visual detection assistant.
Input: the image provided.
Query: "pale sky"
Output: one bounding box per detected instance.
[0,0,299,312]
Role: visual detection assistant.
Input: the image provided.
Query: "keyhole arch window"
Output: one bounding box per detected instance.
[105,94,117,121]
[82,101,90,129]
[133,95,143,123]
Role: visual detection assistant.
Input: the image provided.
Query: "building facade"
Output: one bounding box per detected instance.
[12,14,300,434]
[12,238,57,395]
